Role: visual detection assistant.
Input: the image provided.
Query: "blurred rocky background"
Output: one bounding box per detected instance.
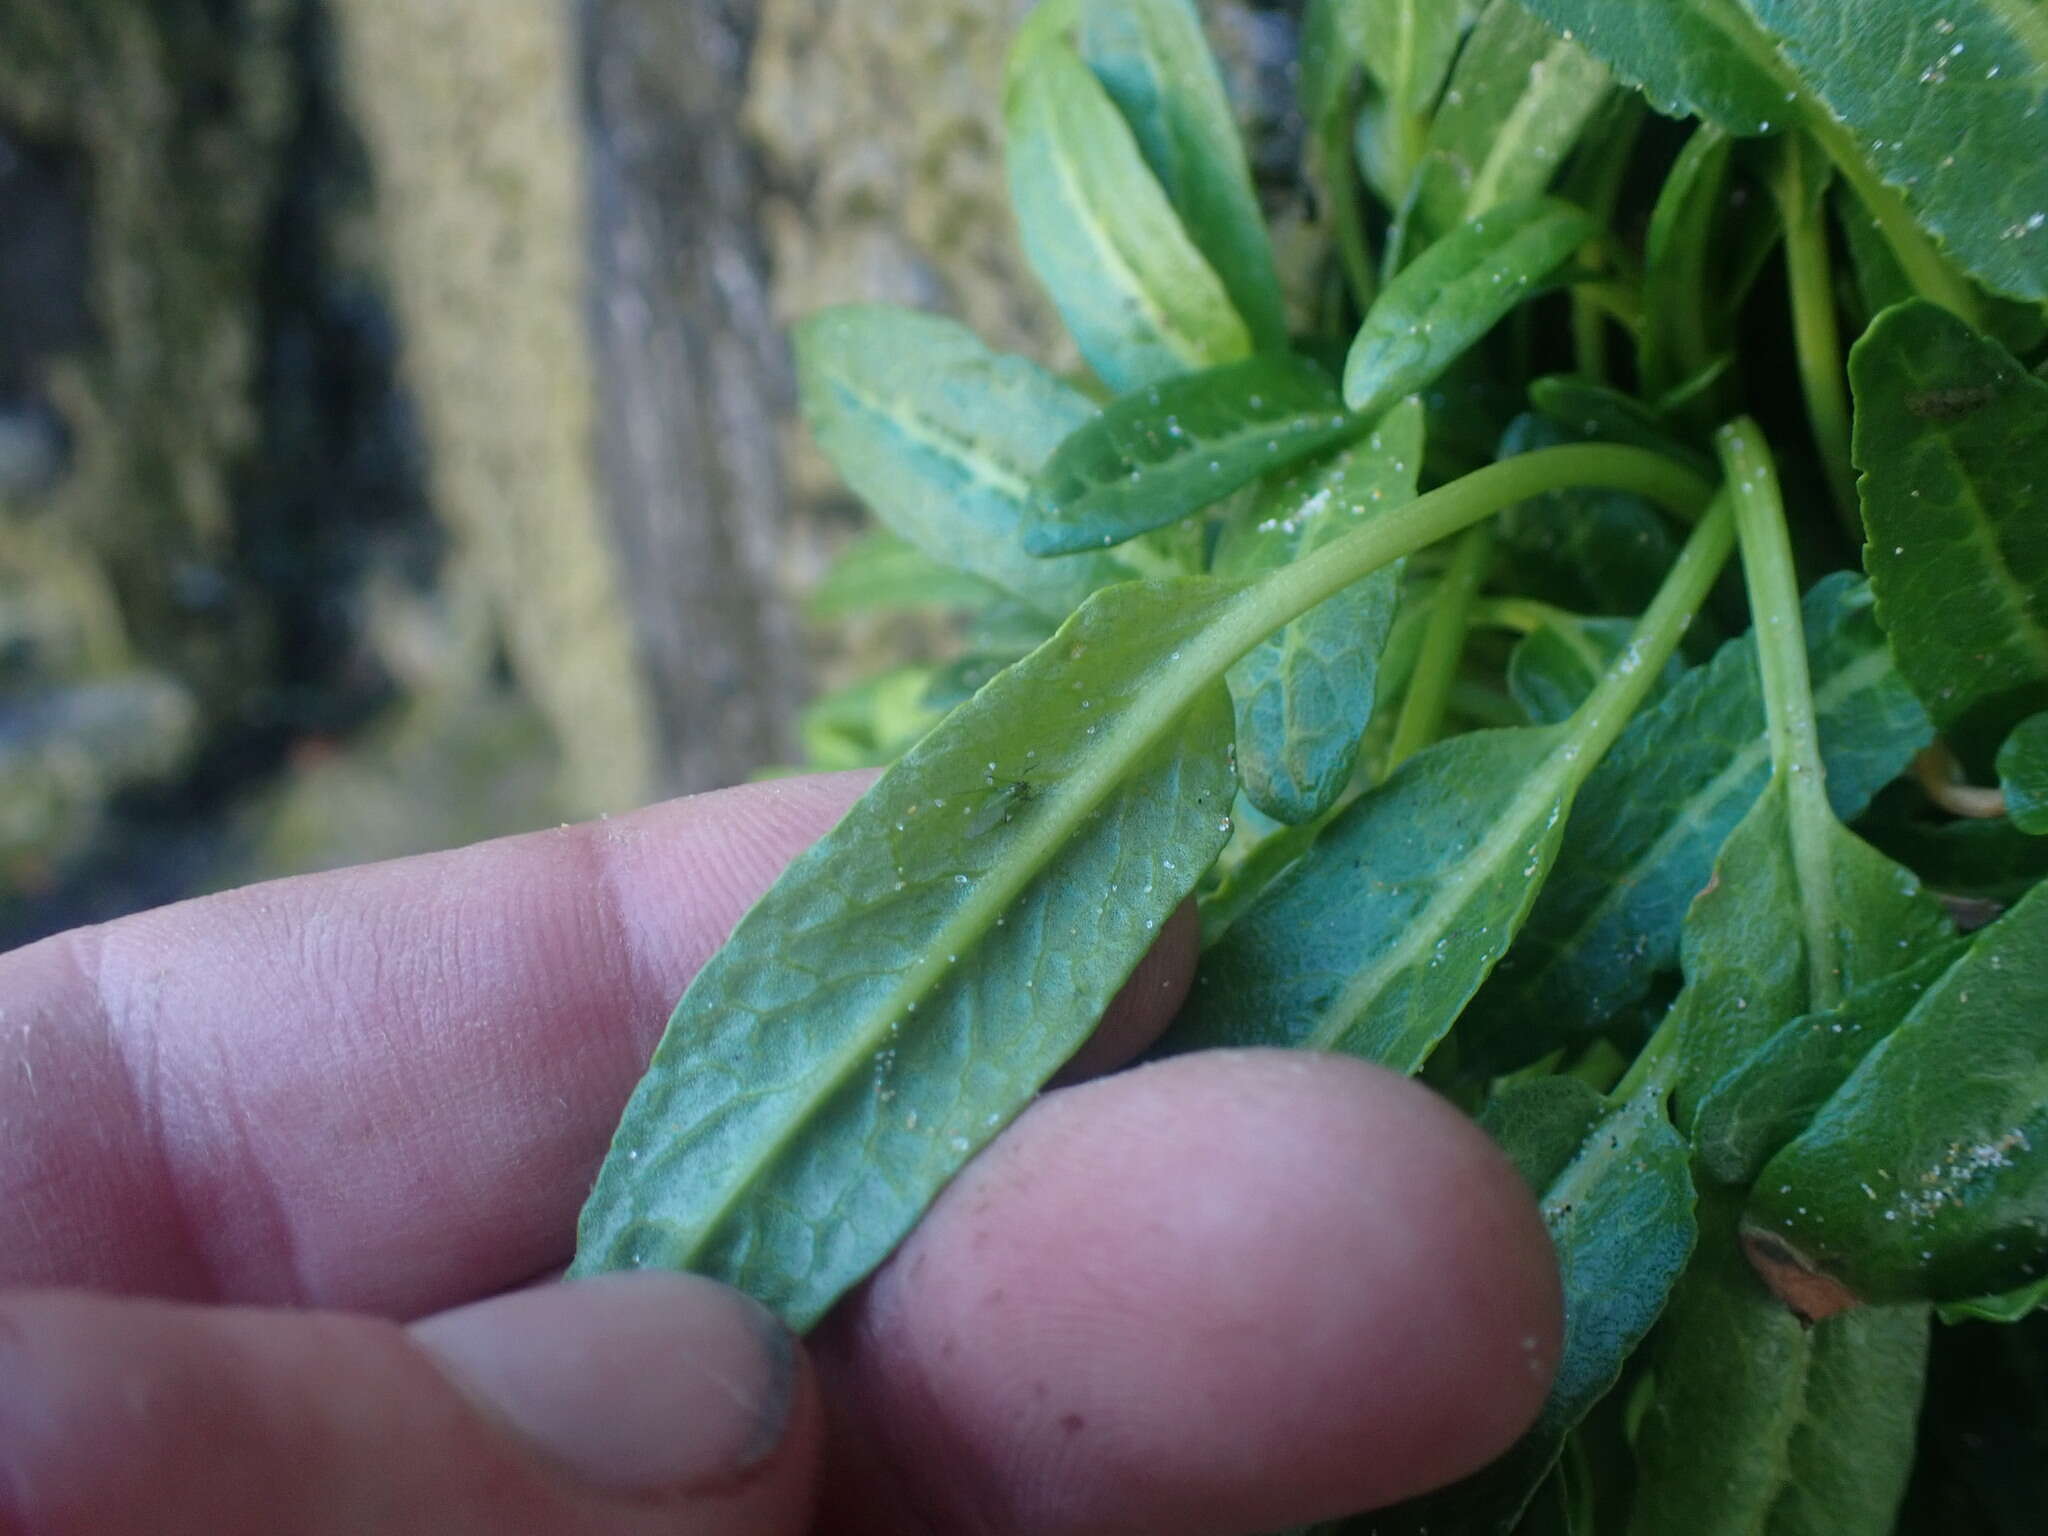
[0,0,1299,949]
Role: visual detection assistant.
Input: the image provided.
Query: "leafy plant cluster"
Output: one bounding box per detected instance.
[574,1,2048,1529]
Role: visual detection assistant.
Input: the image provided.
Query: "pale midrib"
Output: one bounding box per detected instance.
[1465,41,1603,217]
[1040,70,1241,366]
[1525,646,1895,1001]
[1982,0,2048,69]
[669,448,1717,1285]
[1311,731,1570,1055]
[832,375,1045,508]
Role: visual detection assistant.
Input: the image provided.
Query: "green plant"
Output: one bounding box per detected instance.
[574,1,2048,1529]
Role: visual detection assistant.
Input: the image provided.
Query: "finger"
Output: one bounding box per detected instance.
[0,1273,819,1536]
[0,774,1195,1315]
[812,1051,1562,1536]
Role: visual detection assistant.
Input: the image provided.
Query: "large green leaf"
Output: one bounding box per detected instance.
[1748,882,2048,1308]
[1350,1086,1696,1536]
[574,581,1240,1328]
[1515,0,1786,132]
[1468,576,1932,1062]
[795,306,1130,620]
[1663,769,1954,1124]
[575,443,1720,1328]
[1691,937,1970,1188]
[1027,354,1365,555]
[1168,500,1735,1073]
[1403,0,1612,251]
[1216,400,1425,823]
[1345,198,1595,419]
[1630,1193,1930,1536]
[1076,0,1288,351]
[1853,301,2048,765]
[1521,0,2048,302]
[1744,0,2048,303]
[1999,712,2048,834]
[1005,40,1251,392]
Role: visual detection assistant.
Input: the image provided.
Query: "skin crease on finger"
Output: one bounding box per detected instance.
[810,1049,1564,1536]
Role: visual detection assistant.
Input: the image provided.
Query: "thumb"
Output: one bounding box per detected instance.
[0,1273,819,1535]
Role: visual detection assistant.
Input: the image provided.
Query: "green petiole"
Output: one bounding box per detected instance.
[1388,523,1495,768]
[1719,417,1843,1011]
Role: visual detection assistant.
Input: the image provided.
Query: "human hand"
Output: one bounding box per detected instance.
[0,772,1561,1535]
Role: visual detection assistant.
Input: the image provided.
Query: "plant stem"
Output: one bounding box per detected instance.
[1774,147,1860,540]
[1719,418,1844,1011]
[1389,524,1494,767]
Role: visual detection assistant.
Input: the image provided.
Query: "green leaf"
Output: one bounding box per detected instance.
[1514,0,1787,132]
[1357,1088,1697,1536]
[1494,413,1685,619]
[1997,712,2048,834]
[795,306,1131,620]
[1748,882,2048,1308]
[1168,500,1735,1072]
[805,532,1008,618]
[1216,400,1425,823]
[1403,0,1612,250]
[1630,1193,1929,1536]
[1639,125,1742,405]
[1692,937,1971,1188]
[573,580,1243,1328]
[1661,768,1954,1123]
[1349,0,1464,115]
[1026,353,1364,556]
[1468,575,1933,1062]
[1344,198,1595,419]
[1523,0,2048,304]
[1743,0,2048,303]
[1004,39,1252,392]
[1937,1273,2048,1326]
[1075,0,1288,352]
[1508,613,1680,727]
[1852,301,2048,766]
[576,443,1720,1328]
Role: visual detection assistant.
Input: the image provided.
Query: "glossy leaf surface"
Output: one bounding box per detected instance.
[796,306,1130,620]
[1750,882,2048,1307]
[1852,301,2048,764]
[1999,712,2048,834]
[1005,40,1251,392]
[1345,199,1594,420]
[1216,400,1424,823]
[1515,0,1786,132]
[1077,0,1288,350]
[1027,353,1362,556]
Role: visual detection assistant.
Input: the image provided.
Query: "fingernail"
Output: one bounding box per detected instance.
[412,1271,797,1495]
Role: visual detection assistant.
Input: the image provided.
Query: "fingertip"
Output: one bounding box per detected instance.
[1051,899,1201,1084]
[816,1049,1561,1535]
